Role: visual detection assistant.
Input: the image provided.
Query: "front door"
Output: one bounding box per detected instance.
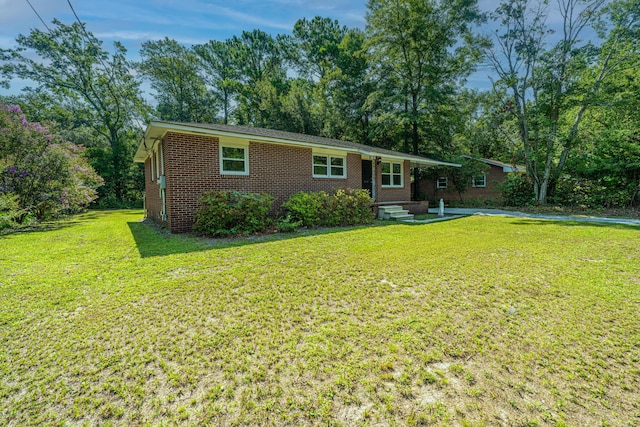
[361,160,373,197]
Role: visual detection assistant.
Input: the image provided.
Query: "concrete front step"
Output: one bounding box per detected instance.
[378,205,414,220]
[389,213,415,221]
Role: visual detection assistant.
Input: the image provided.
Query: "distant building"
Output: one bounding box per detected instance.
[416,156,526,204]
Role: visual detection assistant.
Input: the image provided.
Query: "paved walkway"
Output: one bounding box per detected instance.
[407,207,640,227]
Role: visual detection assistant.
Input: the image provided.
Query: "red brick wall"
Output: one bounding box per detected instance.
[375,159,412,202]
[161,132,363,233]
[417,164,507,204]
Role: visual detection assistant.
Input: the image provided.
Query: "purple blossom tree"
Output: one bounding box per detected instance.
[1,104,103,222]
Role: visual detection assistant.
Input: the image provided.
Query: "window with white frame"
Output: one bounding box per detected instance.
[150,152,155,181]
[472,175,486,188]
[437,176,448,189]
[381,161,403,187]
[313,154,345,178]
[220,145,249,175]
[154,149,160,180]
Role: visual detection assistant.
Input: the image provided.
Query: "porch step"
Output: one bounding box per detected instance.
[389,213,415,221]
[378,205,414,221]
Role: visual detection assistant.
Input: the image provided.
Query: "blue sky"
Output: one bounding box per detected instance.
[0,0,369,56]
[0,0,517,94]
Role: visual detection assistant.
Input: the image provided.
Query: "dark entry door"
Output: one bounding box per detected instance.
[361,160,373,196]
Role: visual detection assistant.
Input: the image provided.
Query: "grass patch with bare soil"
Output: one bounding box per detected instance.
[1,210,639,425]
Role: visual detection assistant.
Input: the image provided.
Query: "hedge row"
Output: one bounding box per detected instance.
[193,188,374,237]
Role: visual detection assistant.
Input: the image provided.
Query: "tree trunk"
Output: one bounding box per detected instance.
[411,120,420,201]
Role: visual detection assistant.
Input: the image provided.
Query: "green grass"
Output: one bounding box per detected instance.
[1,210,639,426]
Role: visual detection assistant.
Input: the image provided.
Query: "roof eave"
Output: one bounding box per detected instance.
[134,121,461,167]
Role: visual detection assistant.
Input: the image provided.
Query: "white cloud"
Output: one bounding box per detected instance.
[198,4,294,31]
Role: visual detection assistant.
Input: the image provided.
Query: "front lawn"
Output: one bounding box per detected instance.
[1,210,638,425]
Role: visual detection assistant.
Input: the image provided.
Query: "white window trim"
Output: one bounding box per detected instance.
[158,142,164,177]
[437,176,448,189]
[154,148,160,181]
[381,160,403,188]
[150,153,155,182]
[312,154,347,179]
[472,175,487,188]
[220,143,249,176]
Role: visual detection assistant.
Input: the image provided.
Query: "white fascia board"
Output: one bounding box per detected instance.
[148,121,360,154]
[140,121,460,167]
[134,123,165,162]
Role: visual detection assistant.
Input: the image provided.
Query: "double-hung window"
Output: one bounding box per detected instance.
[381,161,403,187]
[220,145,249,175]
[436,177,448,189]
[313,154,346,178]
[472,175,486,188]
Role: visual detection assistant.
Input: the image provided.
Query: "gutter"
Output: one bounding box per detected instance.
[136,121,461,168]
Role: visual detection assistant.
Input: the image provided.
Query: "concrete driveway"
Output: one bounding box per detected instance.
[426,207,640,227]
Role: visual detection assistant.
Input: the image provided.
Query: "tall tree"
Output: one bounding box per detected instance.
[290,17,348,80]
[366,0,486,198]
[287,18,374,141]
[193,40,242,124]
[560,0,640,207]
[138,38,216,123]
[322,28,375,143]
[3,20,148,204]
[230,30,288,128]
[484,0,628,204]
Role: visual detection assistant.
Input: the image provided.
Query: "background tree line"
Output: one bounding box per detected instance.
[1,0,638,211]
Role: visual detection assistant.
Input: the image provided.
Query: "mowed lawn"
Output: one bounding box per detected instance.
[1,211,639,426]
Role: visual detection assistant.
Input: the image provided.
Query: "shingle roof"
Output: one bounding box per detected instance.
[135,121,460,167]
[461,155,526,173]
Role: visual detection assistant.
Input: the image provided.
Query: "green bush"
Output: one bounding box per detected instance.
[276,214,303,233]
[549,175,633,209]
[282,188,374,228]
[499,174,535,207]
[280,191,326,228]
[193,191,275,237]
[0,193,21,230]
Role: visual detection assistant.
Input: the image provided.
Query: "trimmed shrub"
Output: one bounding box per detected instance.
[282,188,374,228]
[193,191,275,237]
[276,214,303,233]
[280,190,326,228]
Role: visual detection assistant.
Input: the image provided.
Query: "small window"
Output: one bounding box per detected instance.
[381,161,403,187]
[154,149,160,180]
[472,175,486,188]
[437,177,448,189]
[150,154,155,181]
[313,154,345,178]
[220,145,248,175]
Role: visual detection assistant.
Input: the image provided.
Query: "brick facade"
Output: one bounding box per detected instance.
[374,159,412,202]
[150,132,366,233]
[417,163,510,204]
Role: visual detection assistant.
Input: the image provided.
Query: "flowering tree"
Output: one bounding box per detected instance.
[0,104,102,224]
